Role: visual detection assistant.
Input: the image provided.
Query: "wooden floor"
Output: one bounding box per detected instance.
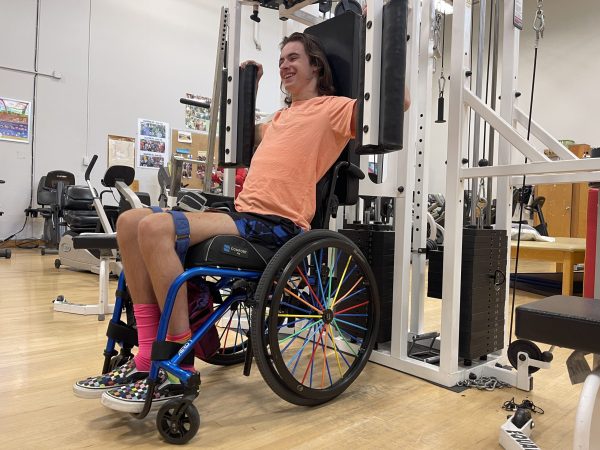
[0,249,584,449]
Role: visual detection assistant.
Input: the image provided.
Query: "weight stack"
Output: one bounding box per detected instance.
[426,227,507,361]
[339,224,394,343]
[459,227,507,361]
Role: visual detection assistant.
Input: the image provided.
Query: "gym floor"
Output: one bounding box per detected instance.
[0,249,582,448]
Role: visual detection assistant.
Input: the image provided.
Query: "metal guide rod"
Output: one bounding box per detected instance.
[470,0,486,225]
[225,0,242,166]
[409,0,435,335]
[205,7,229,191]
[485,0,499,225]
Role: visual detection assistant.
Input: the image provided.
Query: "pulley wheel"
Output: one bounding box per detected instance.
[507,339,543,374]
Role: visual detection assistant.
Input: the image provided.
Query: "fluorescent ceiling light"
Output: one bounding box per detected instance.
[435,0,453,15]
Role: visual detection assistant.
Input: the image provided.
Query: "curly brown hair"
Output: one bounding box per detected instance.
[280,32,336,106]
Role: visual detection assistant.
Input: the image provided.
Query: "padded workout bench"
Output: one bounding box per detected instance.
[516,295,600,449]
[511,237,586,296]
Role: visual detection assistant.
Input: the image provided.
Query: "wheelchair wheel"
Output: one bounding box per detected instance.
[201,297,250,366]
[251,230,379,406]
[156,399,200,445]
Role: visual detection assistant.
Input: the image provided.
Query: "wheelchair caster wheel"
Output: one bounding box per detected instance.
[157,399,200,445]
[54,259,61,269]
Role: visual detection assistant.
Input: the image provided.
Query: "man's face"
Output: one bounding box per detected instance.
[279,41,317,97]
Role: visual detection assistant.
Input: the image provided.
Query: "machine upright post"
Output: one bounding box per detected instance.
[439,0,472,375]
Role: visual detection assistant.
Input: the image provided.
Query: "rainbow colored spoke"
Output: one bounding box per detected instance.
[277,317,314,331]
[332,286,366,309]
[325,248,343,309]
[287,322,323,374]
[335,313,368,318]
[302,325,325,386]
[284,287,322,314]
[279,318,323,345]
[314,248,326,302]
[295,265,325,311]
[326,325,345,377]
[334,300,370,316]
[330,262,359,307]
[332,320,359,358]
[280,300,313,315]
[321,325,333,387]
[333,317,368,332]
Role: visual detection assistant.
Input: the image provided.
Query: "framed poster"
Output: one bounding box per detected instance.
[0,97,31,143]
[107,135,135,168]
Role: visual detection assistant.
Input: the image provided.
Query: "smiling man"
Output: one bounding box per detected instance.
[73,32,359,414]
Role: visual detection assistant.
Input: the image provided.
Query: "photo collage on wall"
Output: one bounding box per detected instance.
[137,118,169,169]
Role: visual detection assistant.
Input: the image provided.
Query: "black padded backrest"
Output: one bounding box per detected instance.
[44,170,75,189]
[102,165,135,188]
[37,176,56,206]
[306,12,363,229]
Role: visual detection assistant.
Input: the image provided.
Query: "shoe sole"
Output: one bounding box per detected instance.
[73,383,113,399]
[100,392,184,414]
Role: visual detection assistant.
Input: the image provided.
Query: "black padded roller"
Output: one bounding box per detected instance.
[219,65,257,168]
[378,0,407,152]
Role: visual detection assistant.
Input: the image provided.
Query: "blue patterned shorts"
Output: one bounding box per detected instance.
[217,211,303,251]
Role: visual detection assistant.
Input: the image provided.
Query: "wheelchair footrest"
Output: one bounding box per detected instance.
[107,320,138,347]
[151,340,195,366]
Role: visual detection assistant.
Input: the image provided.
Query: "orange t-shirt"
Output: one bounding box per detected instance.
[234,95,356,230]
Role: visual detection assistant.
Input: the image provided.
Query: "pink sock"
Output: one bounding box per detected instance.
[132,303,161,372]
[167,329,195,372]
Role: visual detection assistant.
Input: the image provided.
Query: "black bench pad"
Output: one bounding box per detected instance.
[72,233,118,250]
[515,295,600,355]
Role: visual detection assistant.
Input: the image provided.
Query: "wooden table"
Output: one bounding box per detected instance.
[511,237,586,296]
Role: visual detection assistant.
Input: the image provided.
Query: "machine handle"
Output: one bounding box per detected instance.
[179,98,210,109]
[343,162,366,180]
[85,155,98,181]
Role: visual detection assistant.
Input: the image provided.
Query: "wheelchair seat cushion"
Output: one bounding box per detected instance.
[185,235,275,271]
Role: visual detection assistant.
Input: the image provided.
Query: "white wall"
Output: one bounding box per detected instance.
[0,0,286,240]
[426,0,600,195]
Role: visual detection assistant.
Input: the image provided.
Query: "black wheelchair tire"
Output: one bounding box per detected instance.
[251,230,380,406]
[156,399,200,445]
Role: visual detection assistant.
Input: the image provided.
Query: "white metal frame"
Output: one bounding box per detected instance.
[225,0,600,390]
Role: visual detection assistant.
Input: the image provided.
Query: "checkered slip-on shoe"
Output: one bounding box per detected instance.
[73,359,148,399]
[100,370,185,414]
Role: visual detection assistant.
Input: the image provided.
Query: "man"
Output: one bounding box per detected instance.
[73,32,359,413]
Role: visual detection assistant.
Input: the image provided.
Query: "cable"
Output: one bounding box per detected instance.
[509,3,544,344]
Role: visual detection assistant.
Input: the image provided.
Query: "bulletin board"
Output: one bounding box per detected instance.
[171,129,212,190]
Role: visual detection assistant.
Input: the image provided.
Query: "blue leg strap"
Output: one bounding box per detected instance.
[148,207,190,263]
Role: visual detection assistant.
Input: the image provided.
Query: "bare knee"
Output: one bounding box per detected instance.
[116,209,152,248]
[137,213,174,255]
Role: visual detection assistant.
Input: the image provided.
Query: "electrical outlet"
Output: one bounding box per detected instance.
[83,155,91,166]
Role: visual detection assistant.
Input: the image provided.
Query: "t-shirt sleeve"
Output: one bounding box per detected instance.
[327,97,357,140]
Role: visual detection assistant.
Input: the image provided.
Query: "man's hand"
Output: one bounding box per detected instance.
[240,60,263,86]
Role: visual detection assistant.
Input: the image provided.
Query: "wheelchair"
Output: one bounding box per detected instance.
[99,155,380,443]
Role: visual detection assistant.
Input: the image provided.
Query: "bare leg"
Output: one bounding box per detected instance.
[116,208,157,306]
[137,211,239,335]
